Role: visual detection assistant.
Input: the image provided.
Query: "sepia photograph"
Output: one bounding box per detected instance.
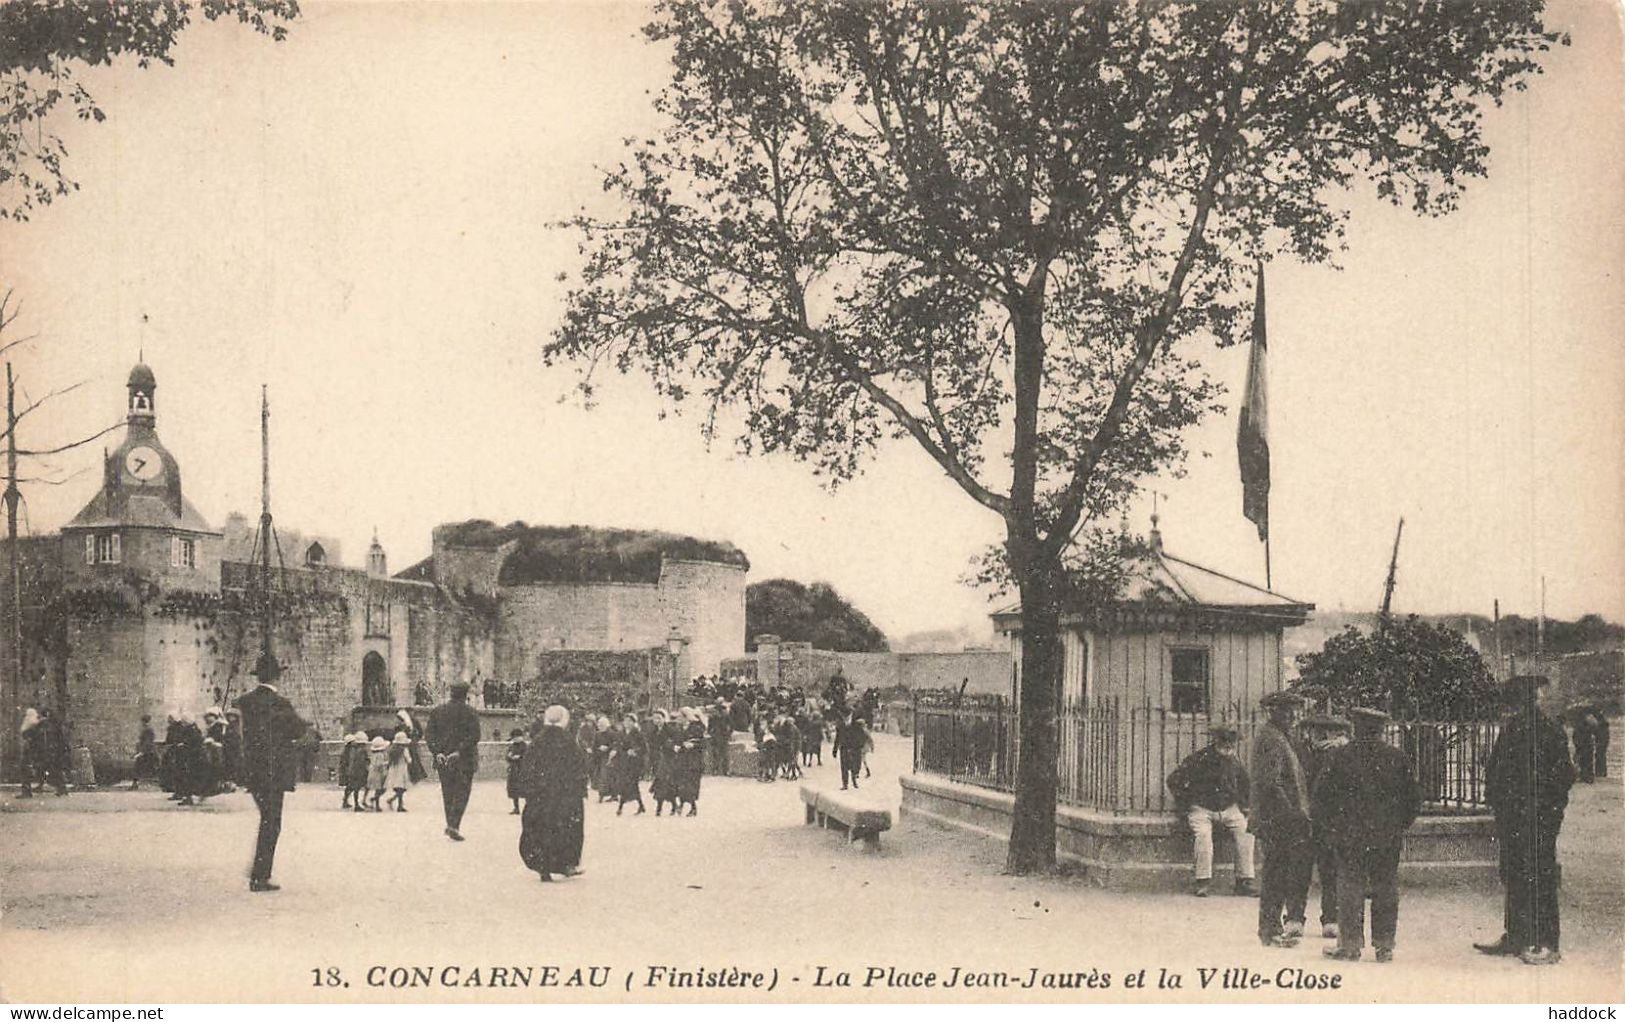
[0,0,1621,1007]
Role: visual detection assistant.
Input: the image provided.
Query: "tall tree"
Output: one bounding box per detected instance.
[1294,617,1498,719]
[0,0,298,220]
[548,1,1562,871]
[747,578,889,653]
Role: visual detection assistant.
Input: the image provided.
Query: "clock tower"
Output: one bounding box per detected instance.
[61,362,221,591]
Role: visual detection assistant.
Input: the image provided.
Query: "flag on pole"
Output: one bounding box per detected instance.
[1237,262,1270,542]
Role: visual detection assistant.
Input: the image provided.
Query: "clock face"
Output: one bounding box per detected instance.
[124,446,163,482]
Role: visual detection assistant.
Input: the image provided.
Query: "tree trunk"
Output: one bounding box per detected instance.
[1005,553,1062,873]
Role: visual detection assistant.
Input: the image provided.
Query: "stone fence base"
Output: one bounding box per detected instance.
[900,772,1497,890]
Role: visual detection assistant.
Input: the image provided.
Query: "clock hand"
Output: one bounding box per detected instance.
[132,457,146,473]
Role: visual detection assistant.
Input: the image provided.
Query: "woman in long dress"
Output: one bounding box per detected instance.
[517,706,588,882]
[650,710,682,816]
[675,707,707,817]
[609,714,647,815]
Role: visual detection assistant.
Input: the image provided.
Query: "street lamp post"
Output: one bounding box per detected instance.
[666,628,687,711]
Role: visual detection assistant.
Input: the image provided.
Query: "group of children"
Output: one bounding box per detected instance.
[339,731,416,812]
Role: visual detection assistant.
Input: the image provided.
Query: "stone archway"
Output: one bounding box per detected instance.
[361,651,389,707]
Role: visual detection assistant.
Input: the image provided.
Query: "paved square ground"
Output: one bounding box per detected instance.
[2,735,1619,1003]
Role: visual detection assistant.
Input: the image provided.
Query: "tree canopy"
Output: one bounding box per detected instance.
[746,578,889,653]
[547,0,1562,871]
[1294,616,1498,719]
[0,0,298,220]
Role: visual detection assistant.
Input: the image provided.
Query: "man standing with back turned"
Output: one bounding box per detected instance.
[235,652,307,892]
[1475,674,1574,966]
[428,681,482,841]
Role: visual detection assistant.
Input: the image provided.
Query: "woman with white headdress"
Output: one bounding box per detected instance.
[649,709,682,816]
[17,706,41,797]
[675,707,707,817]
[517,705,588,882]
[395,709,427,784]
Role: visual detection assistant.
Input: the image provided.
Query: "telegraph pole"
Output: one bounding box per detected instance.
[4,364,18,771]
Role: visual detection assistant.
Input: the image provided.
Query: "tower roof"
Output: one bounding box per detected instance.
[128,363,156,389]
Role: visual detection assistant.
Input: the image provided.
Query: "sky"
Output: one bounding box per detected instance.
[0,0,1621,644]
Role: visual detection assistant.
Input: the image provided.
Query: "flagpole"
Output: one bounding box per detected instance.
[1265,531,1272,591]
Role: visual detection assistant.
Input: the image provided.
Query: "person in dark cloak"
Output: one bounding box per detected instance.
[158,713,182,795]
[517,705,588,882]
[799,707,823,767]
[675,707,707,816]
[651,710,685,816]
[610,713,648,815]
[729,694,753,735]
[395,709,427,784]
[832,711,869,791]
[775,714,801,780]
[37,709,71,796]
[505,728,528,815]
[1590,708,1611,779]
[708,699,732,776]
[131,714,159,790]
[592,715,615,802]
[1474,674,1575,966]
[171,714,205,805]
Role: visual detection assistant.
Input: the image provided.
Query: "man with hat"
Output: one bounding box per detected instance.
[1250,689,1314,946]
[1311,707,1420,963]
[234,651,308,892]
[1300,713,1352,937]
[427,681,483,841]
[1475,675,1574,966]
[1166,723,1257,897]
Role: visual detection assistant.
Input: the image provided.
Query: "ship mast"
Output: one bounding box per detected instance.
[258,385,275,674]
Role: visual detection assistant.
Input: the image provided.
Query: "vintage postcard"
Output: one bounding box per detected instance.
[0,0,1620,1007]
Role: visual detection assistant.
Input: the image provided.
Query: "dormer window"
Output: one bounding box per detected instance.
[86,532,122,564]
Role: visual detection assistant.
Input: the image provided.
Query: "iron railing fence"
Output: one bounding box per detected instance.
[913,696,1501,815]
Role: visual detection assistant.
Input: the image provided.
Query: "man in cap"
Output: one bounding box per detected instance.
[235,652,307,892]
[1166,723,1257,897]
[1312,707,1420,963]
[1300,713,1353,937]
[1250,690,1313,946]
[427,681,483,841]
[1475,675,1574,966]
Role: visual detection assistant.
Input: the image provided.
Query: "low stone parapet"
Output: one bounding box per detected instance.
[900,772,1496,890]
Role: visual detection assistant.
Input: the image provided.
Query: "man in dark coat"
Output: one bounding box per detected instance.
[1300,714,1352,937]
[1475,675,1575,966]
[1250,690,1313,947]
[1590,709,1610,779]
[517,705,588,881]
[832,711,869,791]
[131,714,158,790]
[234,653,307,892]
[1166,723,1256,898]
[426,681,482,841]
[37,709,71,795]
[708,699,732,776]
[1312,707,1420,963]
[729,695,753,735]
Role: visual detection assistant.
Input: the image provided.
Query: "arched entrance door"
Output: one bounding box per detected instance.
[361,651,390,706]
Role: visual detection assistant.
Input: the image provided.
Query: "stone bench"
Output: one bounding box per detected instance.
[800,783,892,850]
